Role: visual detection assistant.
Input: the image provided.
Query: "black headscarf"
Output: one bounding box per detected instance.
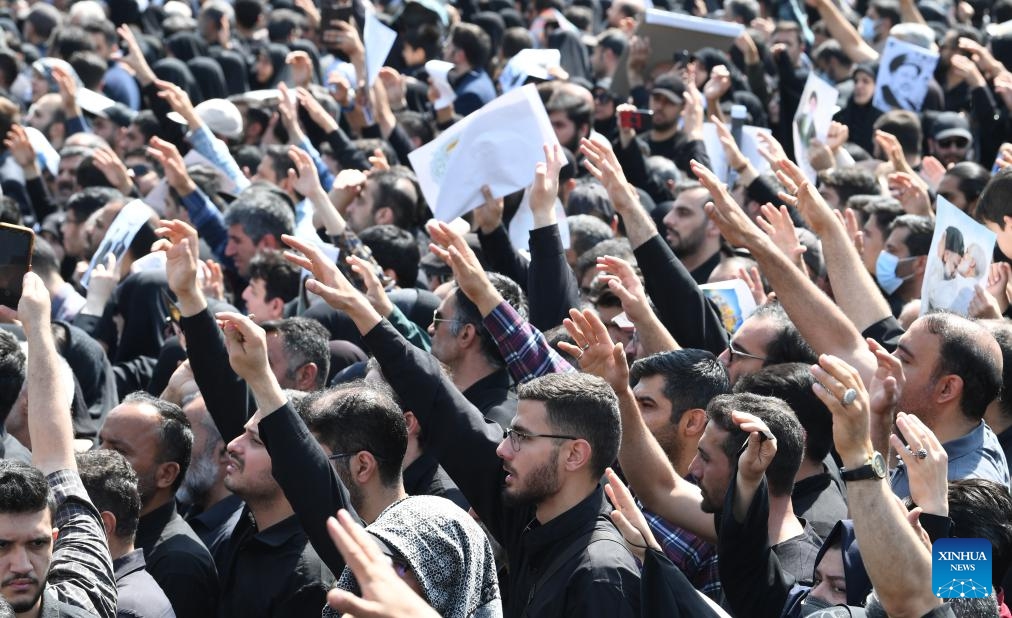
[187,57,229,103]
[211,49,251,96]
[152,57,203,107]
[288,38,323,85]
[167,31,209,63]
[251,43,291,90]
[548,29,590,83]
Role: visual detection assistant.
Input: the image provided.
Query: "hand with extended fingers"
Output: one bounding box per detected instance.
[559,308,628,393]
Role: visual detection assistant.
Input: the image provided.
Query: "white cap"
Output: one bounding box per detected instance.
[76,87,118,119]
[167,98,244,139]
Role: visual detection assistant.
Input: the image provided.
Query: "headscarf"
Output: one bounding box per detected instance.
[152,57,202,107]
[250,43,291,90]
[547,29,590,83]
[187,57,228,103]
[330,496,502,618]
[166,31,209,62]
[813,520,873,607]
[211,49,250,96]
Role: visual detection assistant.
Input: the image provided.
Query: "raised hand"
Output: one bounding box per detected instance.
[51,64,80,116]
[216,311,270,383]
[736,266,768,306]
[691,158,763,248]
[702,65,732,102]
[969,283,1003,320]
[774,157,839,234]
[17,272,52,335]
[604,468,662,561]
[347,254,394,317]
[118,24,156,85]
[875,130,916,177]
[580,137,640,215]
[734,410,778,486]
[93,146,133,195]
[156,79,200,128]
[887,172,932,216]
[148,137,196,195]
[756,202,806,264]
[866,337,902,424]
[82,253,119,315]
[712,115,750,173]
[595,255,650,323]
[560,307,628,393]
[153,219,201,300]
[810,354,875,469]
[473,186,504,234]
[755,131,788,165]
[287,146,325,199]
[919,156,946,191]
[825,122,849,152]
[296,87,339,134]
[281,234,362,313]
[529,143,565,226]
[890,412,948,515]
[286,51,314,88]
[426,220,501,313]
[201,259,225,301]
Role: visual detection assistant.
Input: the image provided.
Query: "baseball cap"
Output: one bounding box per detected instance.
[931,111,972,142]
[167,98,244,139]
[651,73,686,104]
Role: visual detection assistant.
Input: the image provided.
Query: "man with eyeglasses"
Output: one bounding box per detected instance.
[716,303,817,385]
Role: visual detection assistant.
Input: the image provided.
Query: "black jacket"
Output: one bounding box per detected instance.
[363,319,642,618]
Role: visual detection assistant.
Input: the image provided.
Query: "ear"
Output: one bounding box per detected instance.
[297,363,319,391]
[374,206,394,226]
[679,408,708,439]
[352,451,379,484]
[267,296,285,318]
[1003,215,1012,232]
[456,322,479,348]
[258,235,280,251]
[155,461,181,490]
[936,374,963,406]
[403,411,421,438]
[914,255,928,276]
[99,511,116,539]
[562,439,593,472]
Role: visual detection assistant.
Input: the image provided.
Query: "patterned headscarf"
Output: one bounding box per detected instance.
[327,495,502,618]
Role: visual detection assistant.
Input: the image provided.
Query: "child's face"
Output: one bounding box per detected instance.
[985,219,1012,260]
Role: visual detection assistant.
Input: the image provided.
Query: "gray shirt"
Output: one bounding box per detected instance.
[891,421,1010,498]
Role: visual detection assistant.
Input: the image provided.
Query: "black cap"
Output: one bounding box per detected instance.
[651,73,686,103]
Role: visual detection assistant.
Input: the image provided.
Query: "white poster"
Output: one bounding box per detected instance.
[499,49,561,93]
[873,38,939,113]
[793,73,838,182]
[700,279,757,333]
[408,84,560,222]
[425,60,456,109]
[82,199,154,288]
[701,123,771,184]
[363,11,397,87]
[921,197,996,316]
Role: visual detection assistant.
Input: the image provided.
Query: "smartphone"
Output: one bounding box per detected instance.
[321,5,354,27]
[618,109,653,132]
[0,224,34,310]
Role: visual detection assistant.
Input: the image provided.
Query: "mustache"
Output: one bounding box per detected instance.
[2,575,38,586]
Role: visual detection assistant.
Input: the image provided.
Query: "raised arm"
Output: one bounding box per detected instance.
[692,159,877,384]
[812,0,879,63]
[812,355,942,617]
[595,255,679,356]
[560,308,717,543]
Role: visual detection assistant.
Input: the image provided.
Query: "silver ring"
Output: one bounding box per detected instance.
[582,343,591,351]
[841,388,858,406]
[915,448,928,459]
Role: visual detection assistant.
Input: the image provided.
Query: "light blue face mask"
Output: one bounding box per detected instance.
[859,16,878,43]
[876,251,915,294]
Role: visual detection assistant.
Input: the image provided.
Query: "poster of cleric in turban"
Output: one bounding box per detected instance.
[921,197,996,316]
[873,38,939,112]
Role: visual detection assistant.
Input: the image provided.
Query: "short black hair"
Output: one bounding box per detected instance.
[888,214,934,257]
[705,393,805,496]
[596,29,628,56]
[48,26,96,60]
[248,250,301,304]
[817,168,881,206]
[873,110,923,158]
[261,317,331,390]
[359,225,420,289]
[68,51,106,90]
[367,168,421,231]
[451,22,492,68]
[922,313,1002,421]
[0,330,24,425]
[574,237,634,287]
[233,0,264,30]
[975,166,1012,226]
[77,154,115,190]
[122,391,193,492]
[66,187,122,223]
[852,196,903,236]
[944,162,991,211]
[0,459,54,516]
[298,380,407,487]
[452,273,528,370]
[502,27,534,59]
[402,23,441,59]
[735,363,832,462]
[983,320,1012,420]
[870,0,901,24]
[567,214,614,259]
[630,350,730,425]
[545,91,592,138]
[518,372,621,477]
[567,180,615,224]
[131,110,160,143]
[751,303,817,366]
[76,449,141,540]
[947,479,1012,587]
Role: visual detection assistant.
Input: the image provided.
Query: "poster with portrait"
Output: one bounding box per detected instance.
[873,38,939,113]
[81,199,155,288]
[792,73,838,182]
[920,197,996,316]
[700,279,757,333]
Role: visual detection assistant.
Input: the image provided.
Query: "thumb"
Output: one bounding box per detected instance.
[305,278,342,305]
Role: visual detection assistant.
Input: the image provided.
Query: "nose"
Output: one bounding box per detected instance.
[9,546,32,573]
[688,454,702,479]
[225,241,236,257]
[717,347,731,369]
[495,436,513,460]
[427,322,436,336]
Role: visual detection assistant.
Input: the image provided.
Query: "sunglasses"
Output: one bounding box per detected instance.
[937,137,969,149]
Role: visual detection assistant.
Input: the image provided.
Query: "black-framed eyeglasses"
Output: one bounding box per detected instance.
[727,341,768,363]
[503,426,580,452]
[937,136,969,149]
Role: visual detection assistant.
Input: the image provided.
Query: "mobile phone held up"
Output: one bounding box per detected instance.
[618,109,653,132]
[0,224,34,310]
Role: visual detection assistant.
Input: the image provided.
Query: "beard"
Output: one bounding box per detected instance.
[178,450,220,507]
[502,448,562,508]
[669,222,707,258]
[4,573,45,613]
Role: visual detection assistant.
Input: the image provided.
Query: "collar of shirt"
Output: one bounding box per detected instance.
[113,548,148,580]
[135,500,178,551]
[523,484,607,558]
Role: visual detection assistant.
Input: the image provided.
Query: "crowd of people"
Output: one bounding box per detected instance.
[0,0,1010,615]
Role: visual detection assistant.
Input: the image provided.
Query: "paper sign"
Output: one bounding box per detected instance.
[920,196,995,316]
[425,60,456,109]
[82,199,154,288]
[499,49,561,93]
[363,11,397,87]
[700,279,757,333]
[873,38,939,113]
[507,192,570,252]
[793,73,838,182]
[408,84,560,222]
[610,9,744,97]
[701,123,771,184]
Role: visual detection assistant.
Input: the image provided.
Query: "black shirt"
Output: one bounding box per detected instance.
[184,494,244,573]
[771,520,823,587]
[792,469,848,540]
[135,500,219,618]
[113,548,175,618]
[689,250,723,286]
[462,368,517,429]
[216,510,334,618]
[403,453,470,511]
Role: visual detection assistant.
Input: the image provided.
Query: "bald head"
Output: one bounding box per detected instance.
[918,312,1002,420]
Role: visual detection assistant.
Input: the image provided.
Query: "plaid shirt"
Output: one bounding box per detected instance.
[642,506,722,602]
[45,469,117,618]
[482,300,575,384]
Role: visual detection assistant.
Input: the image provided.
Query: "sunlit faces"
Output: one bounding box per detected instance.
[0,510,55,614]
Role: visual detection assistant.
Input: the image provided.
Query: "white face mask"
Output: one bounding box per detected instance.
[859,16,878,43]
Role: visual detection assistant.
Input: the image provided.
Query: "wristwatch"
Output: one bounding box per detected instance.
[840,451,888,482]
